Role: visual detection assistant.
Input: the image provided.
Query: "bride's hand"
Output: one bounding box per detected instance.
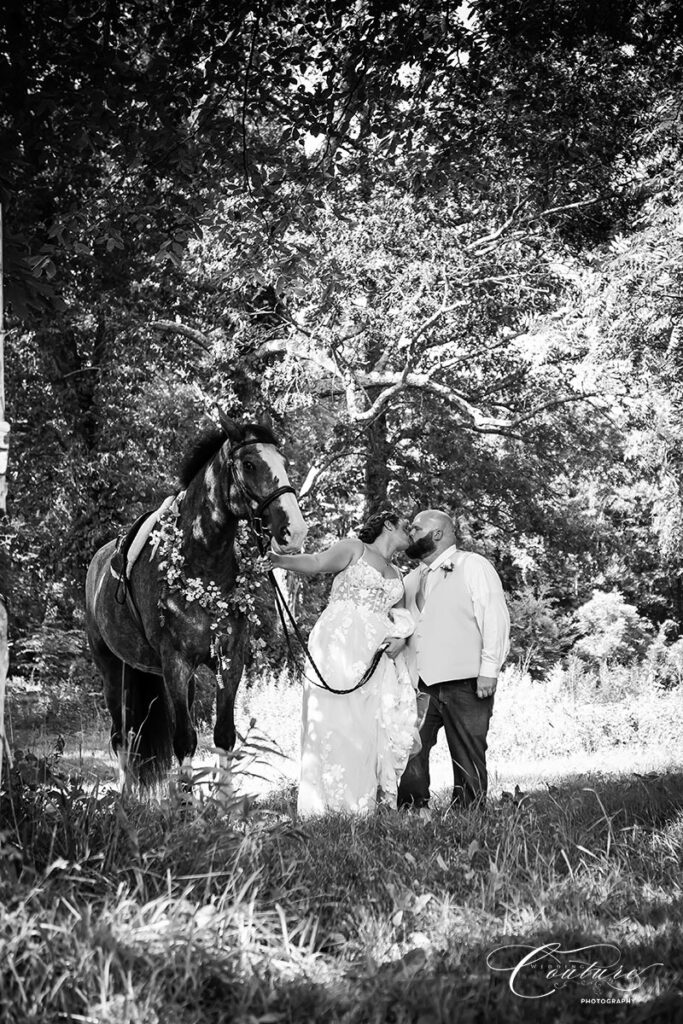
[381,637,407,660]
[268,549,286,569]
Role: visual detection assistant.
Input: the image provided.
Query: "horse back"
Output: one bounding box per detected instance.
[86,540,162,674]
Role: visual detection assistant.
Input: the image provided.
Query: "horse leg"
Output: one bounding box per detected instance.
[92,638,174,792]
[213,622,247,808]
[87,627,133,792]
[159,643,198,791]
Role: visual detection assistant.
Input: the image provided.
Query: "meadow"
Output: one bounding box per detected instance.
[1,664,682,1023]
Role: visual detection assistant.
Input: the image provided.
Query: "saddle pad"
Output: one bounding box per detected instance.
[112,491,184,581]
[119,492,185,578]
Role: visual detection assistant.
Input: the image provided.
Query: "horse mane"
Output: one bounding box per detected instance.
[179,422,280,487]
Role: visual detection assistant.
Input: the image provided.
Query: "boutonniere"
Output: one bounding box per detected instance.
[442,562,454,575]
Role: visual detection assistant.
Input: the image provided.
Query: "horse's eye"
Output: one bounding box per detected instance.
[243,459,255,473]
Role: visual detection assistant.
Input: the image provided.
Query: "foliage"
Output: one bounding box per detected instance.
[5,0,683,673]
[643,620,683,689]
[153,512,272,671]
[572,589,654,667]
[236,662,683,776]
[5,673,104,734]
[506,587,573,678]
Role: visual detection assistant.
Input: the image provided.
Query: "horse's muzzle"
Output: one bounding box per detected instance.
[271,493,308,551]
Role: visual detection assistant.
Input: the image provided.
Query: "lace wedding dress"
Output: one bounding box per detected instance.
[297,552,420,816]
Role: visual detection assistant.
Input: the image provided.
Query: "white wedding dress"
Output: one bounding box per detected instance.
[297,552,420,816]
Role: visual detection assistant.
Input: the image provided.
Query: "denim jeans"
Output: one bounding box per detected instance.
[398,678,494,808]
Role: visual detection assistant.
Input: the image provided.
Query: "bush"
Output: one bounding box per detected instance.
[643,620,683,688]
[5,676,107,734]
[13,624,94,687]
[506,587,572,679]
[571,589,653,667]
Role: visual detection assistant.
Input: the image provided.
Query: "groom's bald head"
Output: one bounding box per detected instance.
[416,510,456,541]
[406,508,456,562]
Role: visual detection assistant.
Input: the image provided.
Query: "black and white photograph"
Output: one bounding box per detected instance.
[0,1,682,1021]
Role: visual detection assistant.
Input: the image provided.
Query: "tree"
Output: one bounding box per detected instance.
[4,0,683,667]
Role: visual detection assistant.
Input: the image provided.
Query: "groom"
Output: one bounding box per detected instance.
[395,509,510,810]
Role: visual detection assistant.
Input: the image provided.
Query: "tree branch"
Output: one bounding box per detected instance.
[526,196,602,222]
[149,320,214,352]
[369,274,468,376]
[509,391,602,427]
[298,447,365,501]
[252,337,340,376]
[463,195,602,257]
[465,200,527,252]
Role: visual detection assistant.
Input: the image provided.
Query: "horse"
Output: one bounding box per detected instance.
[85,413,308,793]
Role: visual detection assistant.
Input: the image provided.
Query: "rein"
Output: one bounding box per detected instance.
[227,443,383,695]
[265,569,386,695]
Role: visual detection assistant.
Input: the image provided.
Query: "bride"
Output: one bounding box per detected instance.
[270,509,420,816]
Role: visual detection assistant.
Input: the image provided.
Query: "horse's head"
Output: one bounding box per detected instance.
[219,413,308,551]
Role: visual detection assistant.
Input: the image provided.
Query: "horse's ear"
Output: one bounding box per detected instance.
[217,410,242,443]
[258,410,274,431]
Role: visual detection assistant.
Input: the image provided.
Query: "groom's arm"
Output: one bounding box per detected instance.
[465,554,510,698]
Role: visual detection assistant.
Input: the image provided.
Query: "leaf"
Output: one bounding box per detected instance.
[44,858,71,876]
[398,947,427,971]
[412,894,433,915]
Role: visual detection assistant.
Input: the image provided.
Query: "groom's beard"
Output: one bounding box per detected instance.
[405,534,437,560]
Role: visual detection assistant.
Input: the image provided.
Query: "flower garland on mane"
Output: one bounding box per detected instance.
[150,506,272,675]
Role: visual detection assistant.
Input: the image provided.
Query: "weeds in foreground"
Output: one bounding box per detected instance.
[1,757,681,1024]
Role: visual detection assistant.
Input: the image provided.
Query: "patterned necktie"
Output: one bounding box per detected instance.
[416,566,429,612]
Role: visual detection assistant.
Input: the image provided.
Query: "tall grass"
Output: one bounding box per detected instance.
[233,662,683,794]
[1,768,681,1023]
[1,663,682,1023]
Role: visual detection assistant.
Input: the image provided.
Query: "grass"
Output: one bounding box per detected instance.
[1,666,682,1023]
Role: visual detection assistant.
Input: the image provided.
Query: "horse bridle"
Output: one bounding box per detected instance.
[226,438,297,543]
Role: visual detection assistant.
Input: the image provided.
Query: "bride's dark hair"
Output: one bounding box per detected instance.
[357,509,401,543]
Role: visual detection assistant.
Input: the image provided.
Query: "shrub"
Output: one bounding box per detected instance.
[506,587,572,679]
[5,676,107,734]
[571,589,653,667]
[643,620,683,688]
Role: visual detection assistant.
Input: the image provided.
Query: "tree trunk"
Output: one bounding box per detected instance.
[364,410,390,515]
[0,200,8,788]
[0,542,9,789]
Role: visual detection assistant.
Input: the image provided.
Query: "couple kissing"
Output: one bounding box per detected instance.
[270,507,510,818]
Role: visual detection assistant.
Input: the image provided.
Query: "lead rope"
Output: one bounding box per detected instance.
[228,450,384,695]
[266,566,385,694]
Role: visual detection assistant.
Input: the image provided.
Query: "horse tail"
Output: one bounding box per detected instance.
[123,667,175,790]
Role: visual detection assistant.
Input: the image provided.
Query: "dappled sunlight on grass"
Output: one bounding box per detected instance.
[1,765,682,1022]
[2,666,682,1022]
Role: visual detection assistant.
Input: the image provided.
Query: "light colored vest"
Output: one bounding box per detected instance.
[406,553,482,684]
